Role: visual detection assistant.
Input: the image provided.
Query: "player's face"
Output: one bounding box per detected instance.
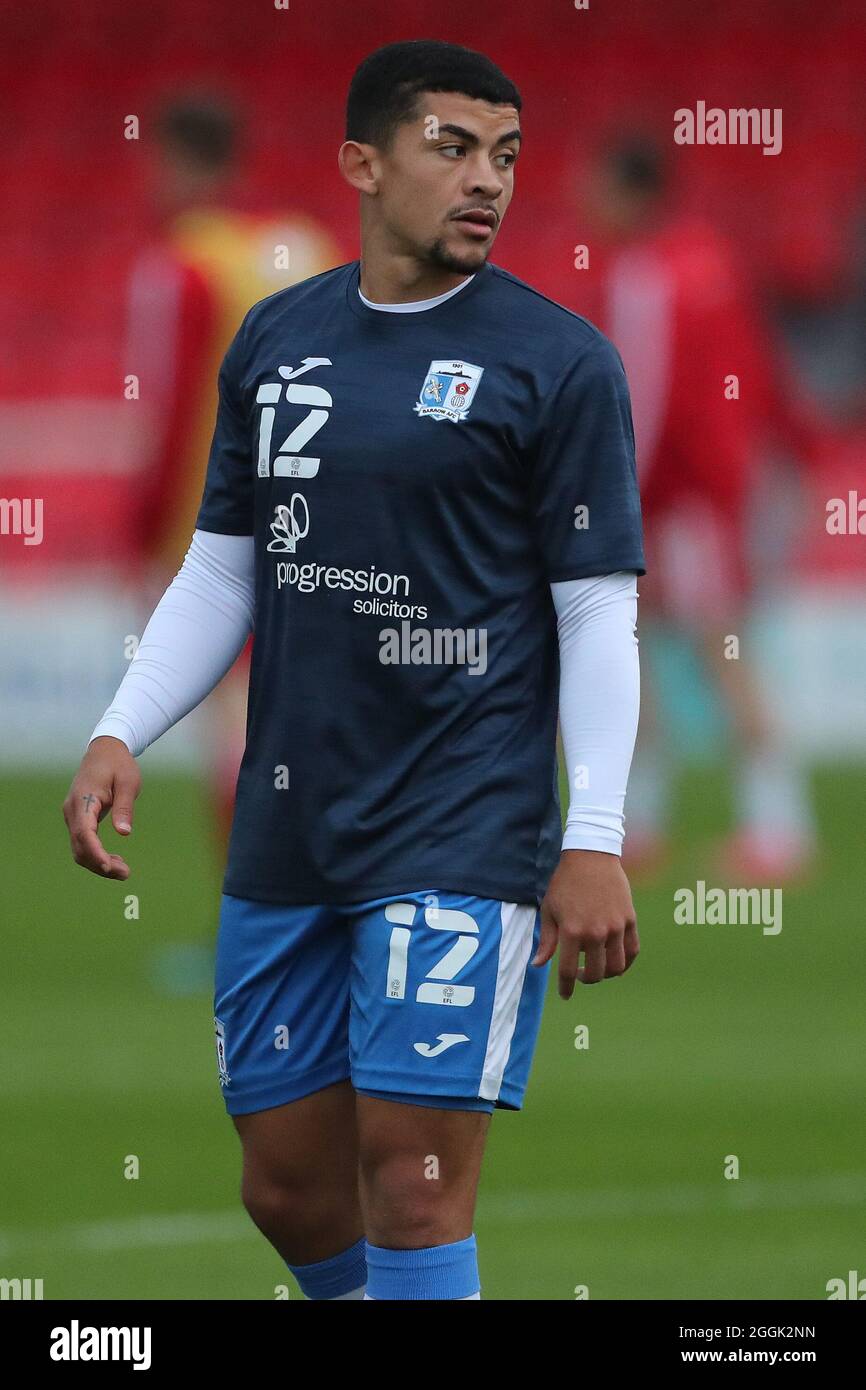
[379,92,520,274]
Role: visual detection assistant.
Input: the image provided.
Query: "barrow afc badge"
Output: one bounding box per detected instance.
[214,1016,230,1086]
[414,359,484,422]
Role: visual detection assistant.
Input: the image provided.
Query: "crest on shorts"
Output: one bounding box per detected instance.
[414,359,484,422]
[214,1016,231,1086]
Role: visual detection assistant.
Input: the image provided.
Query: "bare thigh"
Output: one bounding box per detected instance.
[233,1079,362,1264]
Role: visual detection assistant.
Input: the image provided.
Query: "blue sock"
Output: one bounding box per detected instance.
[287,1236,367,1300]
[364,1234,480,1300]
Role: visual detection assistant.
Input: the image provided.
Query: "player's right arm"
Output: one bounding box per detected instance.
[63,318,257,878]
[62,529,255,878]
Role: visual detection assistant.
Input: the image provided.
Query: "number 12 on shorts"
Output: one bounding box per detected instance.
[384,901,480,1006]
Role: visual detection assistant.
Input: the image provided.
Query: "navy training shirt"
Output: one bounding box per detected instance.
[195,259,645,906]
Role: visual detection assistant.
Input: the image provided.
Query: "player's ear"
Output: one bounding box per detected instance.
[338,140,380,195]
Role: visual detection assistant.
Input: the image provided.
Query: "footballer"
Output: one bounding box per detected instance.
[63,40,644,1301]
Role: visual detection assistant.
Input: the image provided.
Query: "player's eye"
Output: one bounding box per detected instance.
[438,142,515,168]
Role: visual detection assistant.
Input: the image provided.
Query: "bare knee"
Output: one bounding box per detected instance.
[241,1163,364,1266]
[241,1169,316,1243]
[358,1108,489,1248]
[361,1152,459,1246]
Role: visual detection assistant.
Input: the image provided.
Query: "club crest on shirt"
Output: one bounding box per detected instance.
[414,359,484,422]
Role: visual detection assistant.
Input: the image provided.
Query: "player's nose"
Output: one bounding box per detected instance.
[461,159,504,202]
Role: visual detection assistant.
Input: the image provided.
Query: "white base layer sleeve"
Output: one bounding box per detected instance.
[551,571,640,856]
[87,529,256,757]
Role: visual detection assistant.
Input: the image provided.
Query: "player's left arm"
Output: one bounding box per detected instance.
[533,571,640,995]
[527,335,646,996]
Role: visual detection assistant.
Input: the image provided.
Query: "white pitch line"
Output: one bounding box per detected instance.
[483,1170,866,1221]
[0,1172,863,1259]
[0,1211,251,1261]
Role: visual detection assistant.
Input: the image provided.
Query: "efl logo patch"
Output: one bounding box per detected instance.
[414,359,484,422]
[214,1016,230,1087]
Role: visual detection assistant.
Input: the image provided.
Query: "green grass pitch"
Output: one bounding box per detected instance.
[1,766,863,1299]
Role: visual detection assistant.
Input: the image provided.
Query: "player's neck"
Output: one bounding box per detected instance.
[358,254,475,306]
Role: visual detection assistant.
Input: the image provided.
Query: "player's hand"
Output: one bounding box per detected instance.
[534,849,639,997]
[61,736,141,879]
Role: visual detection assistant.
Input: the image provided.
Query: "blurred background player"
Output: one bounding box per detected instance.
[573,136,817,883]
[125,94,342,850]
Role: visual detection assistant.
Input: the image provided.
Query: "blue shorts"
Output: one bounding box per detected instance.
[213,888,549,1116]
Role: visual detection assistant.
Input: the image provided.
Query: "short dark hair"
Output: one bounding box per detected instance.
[346,40,521,149]
[155,96,239,170]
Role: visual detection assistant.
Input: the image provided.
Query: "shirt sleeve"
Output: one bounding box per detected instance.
[194,316,255,536]
[530,335,646,581]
